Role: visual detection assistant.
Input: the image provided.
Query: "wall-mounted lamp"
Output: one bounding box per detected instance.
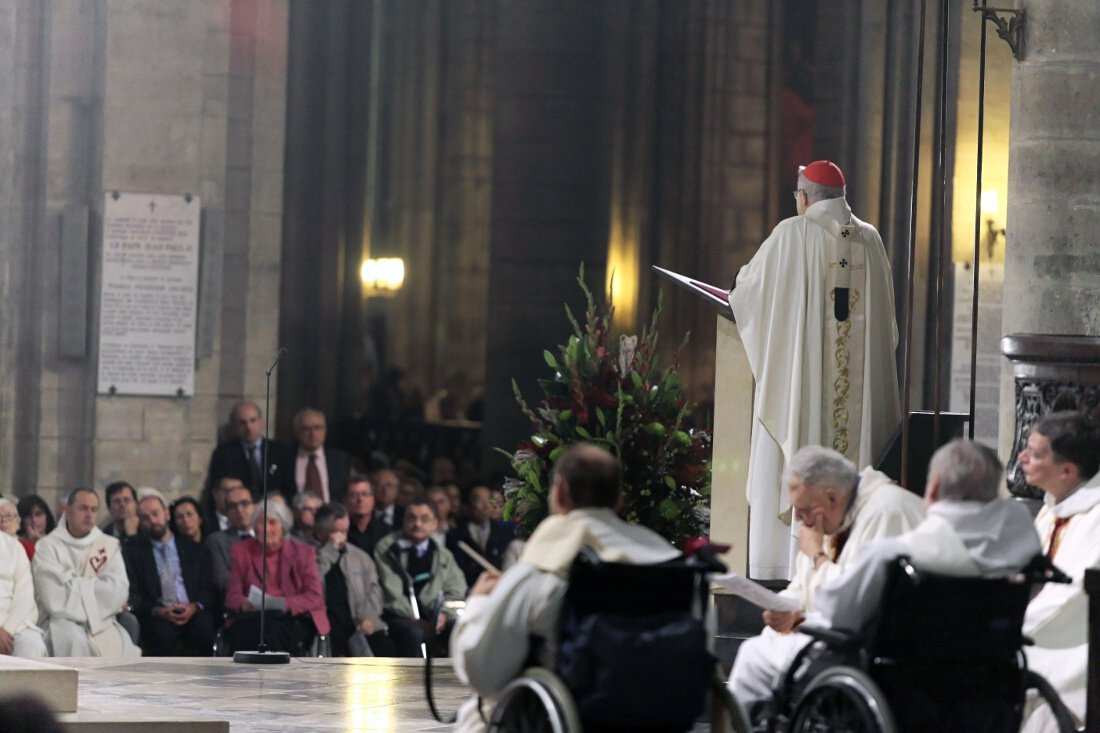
[980,189,1005,259]
[360,257,405,297]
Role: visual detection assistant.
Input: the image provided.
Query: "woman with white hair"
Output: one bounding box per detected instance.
[0,497,35,560]
[223,500,329,653]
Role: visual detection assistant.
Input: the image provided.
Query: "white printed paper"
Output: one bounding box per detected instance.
[248,584,287,613]
[712,572,801,612]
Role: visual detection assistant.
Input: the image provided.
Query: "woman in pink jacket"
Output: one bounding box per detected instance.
[224,500,329,653]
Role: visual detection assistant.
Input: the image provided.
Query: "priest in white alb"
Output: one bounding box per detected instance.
[0,531,47,657]
[729,160,901,579]
[32,488,140,657]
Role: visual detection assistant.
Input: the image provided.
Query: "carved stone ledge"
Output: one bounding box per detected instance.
[1001,334,1100,498]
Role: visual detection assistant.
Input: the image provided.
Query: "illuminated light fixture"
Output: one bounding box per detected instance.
[360,257,405,296]
[980,189,998,216]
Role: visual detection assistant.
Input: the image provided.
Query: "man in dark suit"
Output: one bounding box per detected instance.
[292,408,350,504]
[201,485,255,611]
[370,468,405,533]
[124,489,216,656]
[345,475,387,557]
[101,481,141,544]
[206,400,296,502]
[448,483,516,587]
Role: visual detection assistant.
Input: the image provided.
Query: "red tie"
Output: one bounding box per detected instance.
[305,454,324,500]
[1046,517,1071,561]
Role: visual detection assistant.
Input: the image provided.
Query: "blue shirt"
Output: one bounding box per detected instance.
[152,535,191,605]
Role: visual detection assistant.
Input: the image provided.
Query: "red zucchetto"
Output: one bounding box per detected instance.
[800,160,846,188]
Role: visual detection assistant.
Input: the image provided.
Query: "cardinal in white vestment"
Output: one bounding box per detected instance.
[730,160,901,580]
[32,488,140,657]
[0,532,47,657]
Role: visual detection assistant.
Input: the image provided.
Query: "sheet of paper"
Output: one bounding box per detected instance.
[248,584,287,613]
[712,572,801,612]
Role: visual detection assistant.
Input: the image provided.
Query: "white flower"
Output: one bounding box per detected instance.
[513,450,537,465]
[618,334,638,377]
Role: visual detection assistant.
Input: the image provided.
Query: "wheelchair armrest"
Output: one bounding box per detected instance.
[798,624,861,648]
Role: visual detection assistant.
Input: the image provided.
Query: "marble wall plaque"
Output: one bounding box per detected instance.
[97,192,201,397]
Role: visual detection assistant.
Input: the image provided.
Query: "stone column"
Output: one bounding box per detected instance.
[0,1,289,503]
[1000,1,1100,452]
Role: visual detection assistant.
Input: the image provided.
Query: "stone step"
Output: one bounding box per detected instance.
[0,656,78,712]
[58,713,228,733]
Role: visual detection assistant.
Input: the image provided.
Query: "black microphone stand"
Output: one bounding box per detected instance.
[234,348,291,664]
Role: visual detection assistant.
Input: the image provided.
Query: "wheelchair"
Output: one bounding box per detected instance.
[485,545,752,732]
[211,611,332,657]
[757,555,1077,733]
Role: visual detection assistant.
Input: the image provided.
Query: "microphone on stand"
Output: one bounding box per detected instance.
[234,347,291,665]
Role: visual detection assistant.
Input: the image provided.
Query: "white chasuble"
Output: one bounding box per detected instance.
[730,197,901,579]
[33,519,140,657]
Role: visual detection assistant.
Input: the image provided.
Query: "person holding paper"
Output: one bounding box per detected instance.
[223,499,329,653]
[726,445,922,706]
[729,440,1040,720]
[729,160,901,580]
[450,443,679,733]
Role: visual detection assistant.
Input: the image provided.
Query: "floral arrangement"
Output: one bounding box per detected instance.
[500,267,712,545]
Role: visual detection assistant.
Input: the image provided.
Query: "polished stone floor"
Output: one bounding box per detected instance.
[63,657,469,732]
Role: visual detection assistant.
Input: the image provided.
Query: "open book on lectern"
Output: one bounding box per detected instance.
[652,265,733,318]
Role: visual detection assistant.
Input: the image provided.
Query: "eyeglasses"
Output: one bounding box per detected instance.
[792,189,804,200]
[0,512,17,522]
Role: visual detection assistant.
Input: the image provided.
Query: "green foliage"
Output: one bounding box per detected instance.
[500,265,712,545]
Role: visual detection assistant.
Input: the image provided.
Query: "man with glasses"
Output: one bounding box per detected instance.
[344,475,386,556]
[726,445,922,708]
[729,160,901,581]
[201,485,255,611]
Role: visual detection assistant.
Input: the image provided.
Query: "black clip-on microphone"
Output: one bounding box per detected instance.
[235,348,291,664]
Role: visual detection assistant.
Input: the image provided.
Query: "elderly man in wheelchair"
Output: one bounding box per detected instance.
[450,442,748,732]
[730,439,1077,733]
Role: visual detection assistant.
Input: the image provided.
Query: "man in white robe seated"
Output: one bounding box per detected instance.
[1015,410,1100,733]
[728,445,924,706]
[812,440,1039,634]
[0,531,48,657]
[450,443,679,733]
[730,160,901,580]
[32,487,140,657]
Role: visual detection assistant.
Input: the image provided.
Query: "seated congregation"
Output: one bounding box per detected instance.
[0,404,1096,733]
[0,401,516,660]
[445,414,1099,733]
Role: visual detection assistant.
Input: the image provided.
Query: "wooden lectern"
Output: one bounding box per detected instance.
[654,267,753,574]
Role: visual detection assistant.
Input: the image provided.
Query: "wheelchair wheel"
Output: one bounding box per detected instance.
[488,667,583,733]
[789,666,897,733]
[1025,670,1079,733]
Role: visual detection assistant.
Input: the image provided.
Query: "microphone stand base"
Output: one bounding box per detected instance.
[233,650,291,665]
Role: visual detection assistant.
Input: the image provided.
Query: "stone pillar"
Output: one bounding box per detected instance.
[1000,1,1100,453]
[0,1,289,503]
